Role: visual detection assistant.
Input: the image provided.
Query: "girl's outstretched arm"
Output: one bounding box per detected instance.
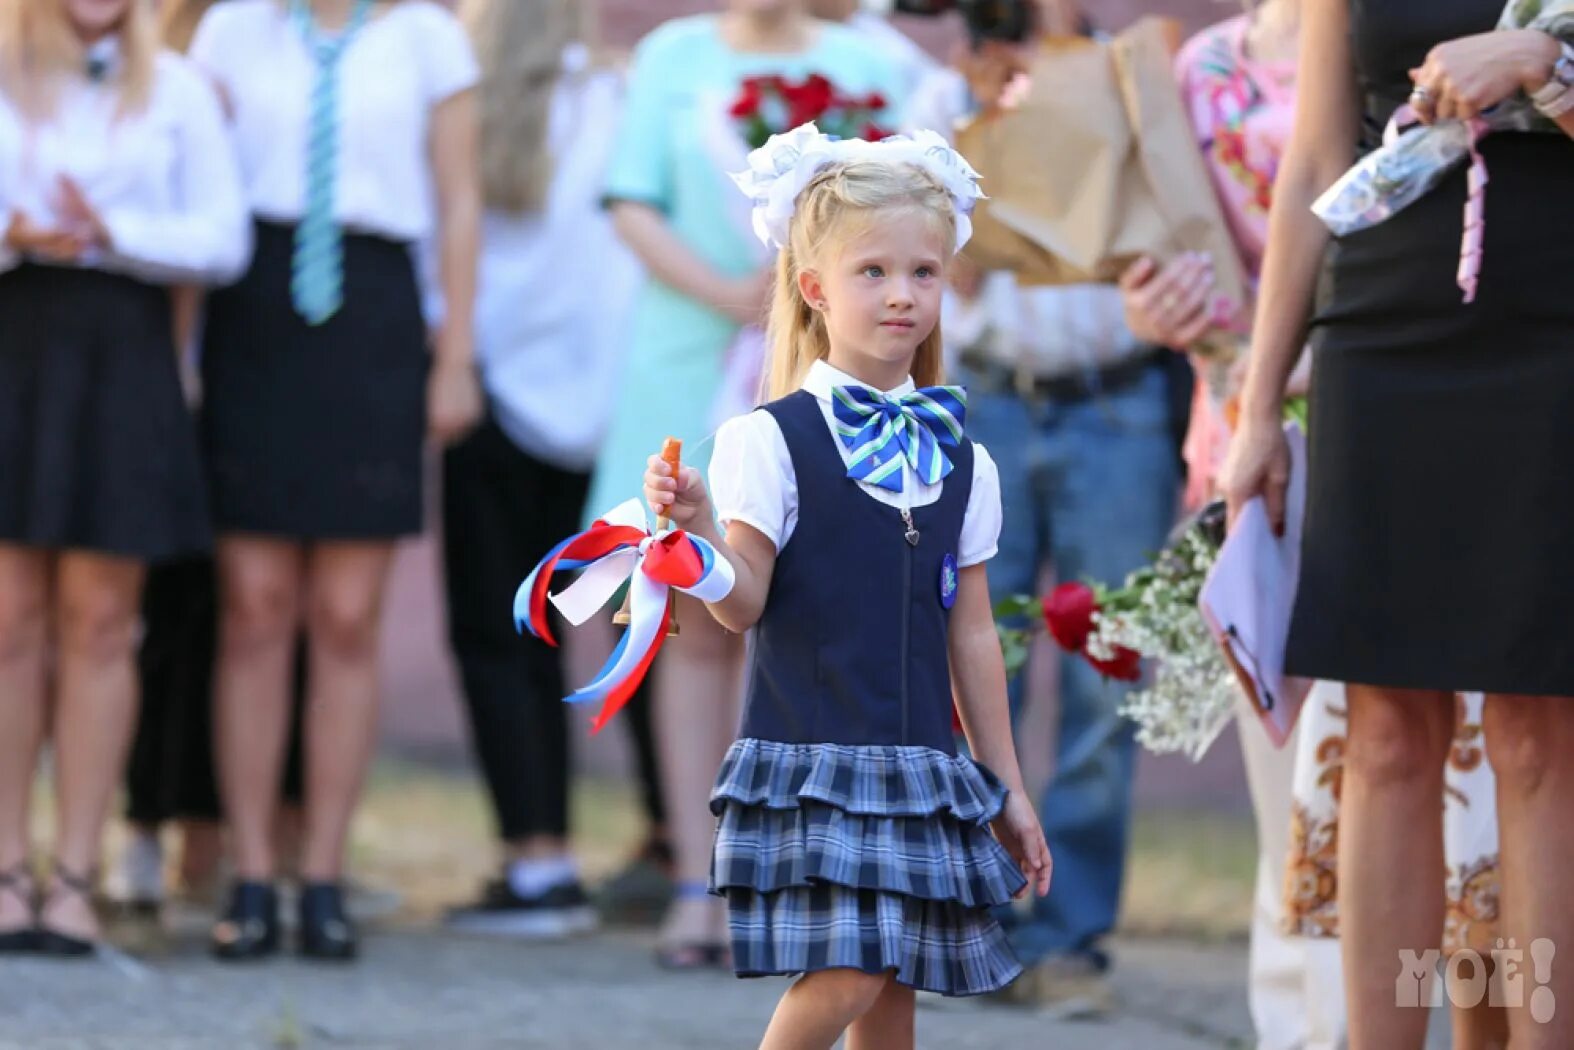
[644,456,776,634]
[948,564,1053,897]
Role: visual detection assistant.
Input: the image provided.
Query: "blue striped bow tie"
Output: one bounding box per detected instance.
[831,385,967,493]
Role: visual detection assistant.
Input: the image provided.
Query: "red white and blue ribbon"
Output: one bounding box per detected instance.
[513,499,735,734]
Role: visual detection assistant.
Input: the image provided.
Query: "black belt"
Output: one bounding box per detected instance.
[959,349,1160,404]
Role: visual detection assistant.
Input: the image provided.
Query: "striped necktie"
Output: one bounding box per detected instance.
[830,385,967,493]
[289,0,373,326]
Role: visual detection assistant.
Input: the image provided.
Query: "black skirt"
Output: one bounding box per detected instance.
[202,221,429,540]
[0,264,209,561]
[1287,131,1574,697]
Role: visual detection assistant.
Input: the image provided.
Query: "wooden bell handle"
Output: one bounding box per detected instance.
[615,436,685,632]
[656,437,682,531]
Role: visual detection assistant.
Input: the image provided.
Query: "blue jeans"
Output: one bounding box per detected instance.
[965,362,1179,965]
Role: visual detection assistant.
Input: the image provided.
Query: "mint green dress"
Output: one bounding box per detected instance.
[586,15,900,524]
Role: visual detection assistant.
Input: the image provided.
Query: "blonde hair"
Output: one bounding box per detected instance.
[764,160,957,400]
[0,0,159,119]
[462,0,593,213]
[159,0,218,53]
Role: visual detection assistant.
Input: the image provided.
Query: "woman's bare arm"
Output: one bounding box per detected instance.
[610,201,768,325]
[1237,0,1358,424]
[1220,0,1359,529]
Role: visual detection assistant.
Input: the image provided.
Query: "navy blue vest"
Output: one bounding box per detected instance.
[739,390,974,755]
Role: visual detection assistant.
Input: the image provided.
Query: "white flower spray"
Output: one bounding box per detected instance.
[1085,512,1237,761]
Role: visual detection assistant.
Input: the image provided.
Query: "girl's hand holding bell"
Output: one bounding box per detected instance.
[643,452,710,531]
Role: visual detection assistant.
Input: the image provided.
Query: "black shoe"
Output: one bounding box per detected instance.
[0,863,37,954]
[34,927,94,957]
[595,838,674,925]
[0,926,35,953]
[35,861,98,958]
[445,878,598,939]
[211,881,281,961]
[298,882,357,961]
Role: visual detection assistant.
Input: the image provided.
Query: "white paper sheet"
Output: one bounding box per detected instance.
[1199,422,1313,749]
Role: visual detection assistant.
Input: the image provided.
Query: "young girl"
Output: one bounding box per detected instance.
[643,127,1051,1048]
[600,1,901,968]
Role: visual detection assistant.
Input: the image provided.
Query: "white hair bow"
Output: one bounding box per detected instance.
[729,123,986,255]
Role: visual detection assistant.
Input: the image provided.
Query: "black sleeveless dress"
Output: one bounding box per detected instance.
[1286,0,1574,696]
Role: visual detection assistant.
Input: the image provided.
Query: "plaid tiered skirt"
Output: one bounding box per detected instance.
[709,739,1026,996]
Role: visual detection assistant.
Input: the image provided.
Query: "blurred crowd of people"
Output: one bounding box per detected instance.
[0,0,1251,990]
[0,0,1197,979]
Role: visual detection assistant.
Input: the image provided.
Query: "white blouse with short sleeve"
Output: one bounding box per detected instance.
[708,360,1003,567]
[476,47,640,472]
[0,44,250,284]
[189,0,479,243]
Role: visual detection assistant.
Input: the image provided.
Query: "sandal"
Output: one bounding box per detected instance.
[0,862,36,953]
[652,880,729,971]
[653,941,729,970]
[211,880,281,962]
[35,860,99,958]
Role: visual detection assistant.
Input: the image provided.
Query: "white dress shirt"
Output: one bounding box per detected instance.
[189,0,479,243]
[476,47,641,472]
[0,43,250,284]
[709,359,1002,567]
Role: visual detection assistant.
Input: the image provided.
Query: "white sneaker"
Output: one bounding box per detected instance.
[109,833,165,910]
[444,879,598,940]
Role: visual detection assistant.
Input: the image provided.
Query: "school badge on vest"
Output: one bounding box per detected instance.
[939,553,959,609]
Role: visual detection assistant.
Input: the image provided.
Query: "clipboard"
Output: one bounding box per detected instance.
[1198,422,1313,749]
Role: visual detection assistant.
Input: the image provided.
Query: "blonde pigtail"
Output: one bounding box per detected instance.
[764,240,832,401]
[1,0,158,119]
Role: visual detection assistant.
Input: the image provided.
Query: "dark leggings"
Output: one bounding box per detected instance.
[442,415,665,842]
[127,558,306,826]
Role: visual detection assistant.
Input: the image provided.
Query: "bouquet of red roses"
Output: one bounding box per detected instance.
[992,398,1311,759]
[729,73,892,149]
[994,501,1235,761]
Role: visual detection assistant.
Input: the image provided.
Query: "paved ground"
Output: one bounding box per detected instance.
[15,754,1268,1050]
[0,928,1254,1050]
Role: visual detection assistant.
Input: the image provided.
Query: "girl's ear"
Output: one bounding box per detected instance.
[797,268,827,313]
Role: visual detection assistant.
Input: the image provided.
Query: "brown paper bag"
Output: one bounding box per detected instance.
[956,17,1248,319]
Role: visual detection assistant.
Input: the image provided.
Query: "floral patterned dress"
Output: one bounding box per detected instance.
[1283,688,1501,955]
[1178,14,1501,955]
[1174,14,1294,508]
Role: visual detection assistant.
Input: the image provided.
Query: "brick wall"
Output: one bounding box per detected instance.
[598,0,1228,51]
